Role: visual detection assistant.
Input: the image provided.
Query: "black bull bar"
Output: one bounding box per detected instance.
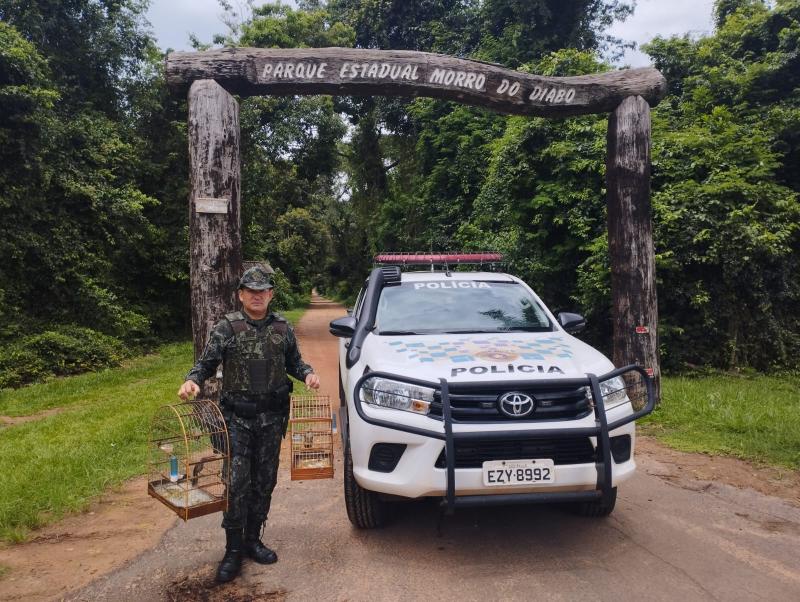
[352,365,656,514]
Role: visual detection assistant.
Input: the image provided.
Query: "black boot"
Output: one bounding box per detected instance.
[244,523,278,565]
[215,528,243,583]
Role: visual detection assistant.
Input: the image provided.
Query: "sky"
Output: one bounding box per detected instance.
[145,0,716,67]
[608,0,716,66]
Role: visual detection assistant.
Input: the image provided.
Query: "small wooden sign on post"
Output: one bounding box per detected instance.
[195,196,230,214]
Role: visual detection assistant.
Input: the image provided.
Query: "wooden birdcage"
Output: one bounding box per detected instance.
[289,395,334,480]
[147,399,230,520]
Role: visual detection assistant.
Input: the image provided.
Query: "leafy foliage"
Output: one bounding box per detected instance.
[644,0,800,369]
[0,2,189,386]
[0,326,129,389]
[234,4,353,302]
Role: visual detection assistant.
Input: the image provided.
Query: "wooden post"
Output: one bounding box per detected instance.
[188,79,242,399]
[606,95,660,402]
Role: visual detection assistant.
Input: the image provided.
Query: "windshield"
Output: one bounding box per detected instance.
[374,281,553,335]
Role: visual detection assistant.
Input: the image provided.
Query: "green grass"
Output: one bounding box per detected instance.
[0,342,194,541]
[280,307,306,325]
[0,306,309,542]
[642,374,800,469]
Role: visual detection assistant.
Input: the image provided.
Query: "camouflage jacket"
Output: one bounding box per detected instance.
[185,312,313,390]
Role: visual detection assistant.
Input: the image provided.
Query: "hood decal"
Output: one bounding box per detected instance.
[387,336,573,364]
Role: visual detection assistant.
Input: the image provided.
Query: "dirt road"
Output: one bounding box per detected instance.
[3,294,800,601]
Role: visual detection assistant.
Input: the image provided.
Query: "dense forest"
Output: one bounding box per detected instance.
[0,0,798,388]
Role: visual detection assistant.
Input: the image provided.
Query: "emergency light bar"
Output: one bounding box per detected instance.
[374,252,504,265]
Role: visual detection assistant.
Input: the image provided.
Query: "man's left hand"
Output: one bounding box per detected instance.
[305,373,320,390]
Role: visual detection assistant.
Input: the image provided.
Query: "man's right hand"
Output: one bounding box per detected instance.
[178,380,200,400]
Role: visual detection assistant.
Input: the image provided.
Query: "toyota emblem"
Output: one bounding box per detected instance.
[498,392,536,418]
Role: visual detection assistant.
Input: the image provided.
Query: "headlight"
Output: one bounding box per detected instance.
[360,377,433,415]
[583,376,630,410]
[599,376,630,410]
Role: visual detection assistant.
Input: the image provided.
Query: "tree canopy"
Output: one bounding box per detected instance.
[0,0,798,387]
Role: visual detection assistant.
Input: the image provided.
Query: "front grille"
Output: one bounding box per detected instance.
[435,437,597,469]
[430,384,591,422]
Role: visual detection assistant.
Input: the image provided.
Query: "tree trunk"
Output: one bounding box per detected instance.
[188,79,242,400]
[606,96,660,403]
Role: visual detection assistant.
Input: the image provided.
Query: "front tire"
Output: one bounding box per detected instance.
[344,441,389,528]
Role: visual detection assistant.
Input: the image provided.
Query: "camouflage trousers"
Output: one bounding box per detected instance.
[220,407,284,531]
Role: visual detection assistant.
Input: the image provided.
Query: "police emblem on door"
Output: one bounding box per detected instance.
[498,392,535,418]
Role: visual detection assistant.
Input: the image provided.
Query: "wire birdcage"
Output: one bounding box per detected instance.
[147,399,230,520]
[289,395,334,480]
[617,369,650,411]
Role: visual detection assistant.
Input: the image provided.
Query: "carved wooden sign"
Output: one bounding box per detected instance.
[167,48,667,118]
[195,196,230,214]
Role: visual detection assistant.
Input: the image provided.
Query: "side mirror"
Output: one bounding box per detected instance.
[330,316,357,338]
[557,312,586,334]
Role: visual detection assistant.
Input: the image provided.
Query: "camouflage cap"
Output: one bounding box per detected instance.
[238,266,274,290]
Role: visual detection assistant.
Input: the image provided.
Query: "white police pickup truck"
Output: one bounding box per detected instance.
[329,253,654,528]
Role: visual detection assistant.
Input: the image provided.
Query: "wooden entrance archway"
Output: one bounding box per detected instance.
[166,48,666,399]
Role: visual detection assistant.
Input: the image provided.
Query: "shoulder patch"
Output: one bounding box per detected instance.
[225,311,250,334]
[271,316,289,336]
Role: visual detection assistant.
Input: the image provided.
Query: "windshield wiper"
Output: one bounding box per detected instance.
[441,327,552,334]
[378,330,421,335]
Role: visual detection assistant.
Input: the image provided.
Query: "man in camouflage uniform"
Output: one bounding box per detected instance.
[178,266,320,583]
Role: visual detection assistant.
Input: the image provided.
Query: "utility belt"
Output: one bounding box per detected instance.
[222,381,293,419]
